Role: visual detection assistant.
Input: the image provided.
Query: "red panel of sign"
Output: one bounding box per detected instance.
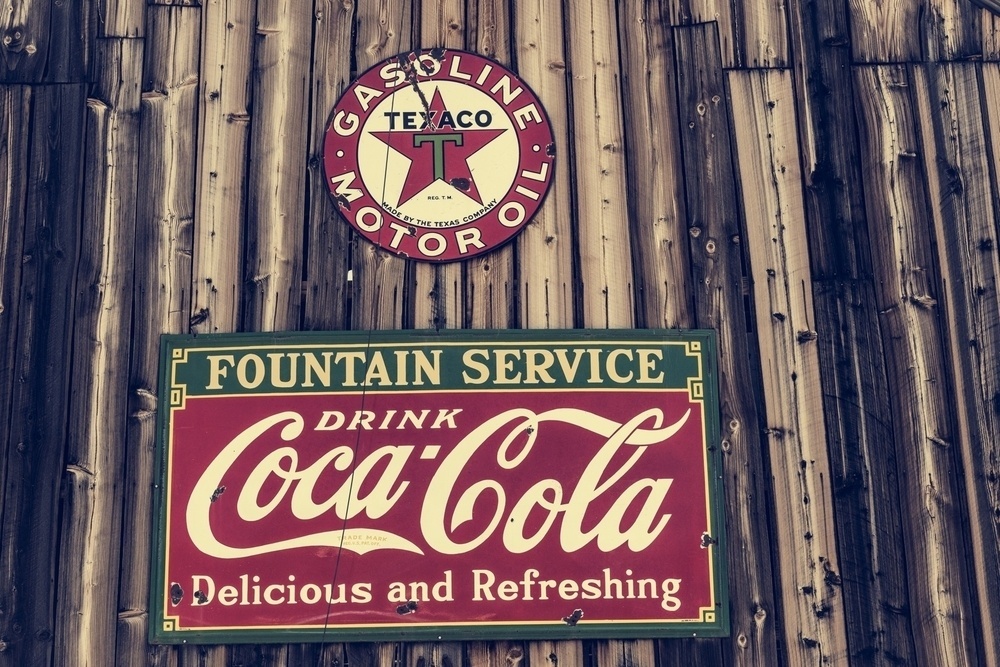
[151,330,727,643]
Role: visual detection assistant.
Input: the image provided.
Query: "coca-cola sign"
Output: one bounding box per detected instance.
[150,330,728,643]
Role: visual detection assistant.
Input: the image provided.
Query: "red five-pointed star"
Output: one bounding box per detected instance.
[370,87,506,206]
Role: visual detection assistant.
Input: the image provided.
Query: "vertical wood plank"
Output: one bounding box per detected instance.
[790,0,871,279]
[811,278,916,664]
[618,0,692,330]
[851,0,981,63]
[178,645,227,667]
[514,0,573,329]
[849,0,923,62]
[303,0,355,331]
[345,641,398,667]
[673,22,779,664]
[411,0,466,331]
[527,640,586,667]
[790,3,918,659]
[0,83,86,666]
[0,0,90,82]
[732,0,789,67]
[406,641,464,667]
[190,0,255,334]
[465,641,525,667]
[0,85,30,527]
[351,0,415,332]
[983,9,1000,60]
[116,7,198,665]
[99,0,145,38]
[566,0,633,329]
[729,69,850,665]
[55,36,143,667]
[917,61,1000,665]
[465,0,515,330]
[853,63,981,666]
[662,0,736,68]
[924,0,981,61]
[592,638,657,667]
[242,0,312,332]
[288,642,346,667]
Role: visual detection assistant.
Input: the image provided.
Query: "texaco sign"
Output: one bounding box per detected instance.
[323,49,555,262]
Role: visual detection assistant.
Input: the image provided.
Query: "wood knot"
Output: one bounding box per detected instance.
[2,26,26,51]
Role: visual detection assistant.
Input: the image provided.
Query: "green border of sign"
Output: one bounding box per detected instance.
[150,329,728,644]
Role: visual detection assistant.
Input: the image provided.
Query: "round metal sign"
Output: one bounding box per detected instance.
[323,49,555,262]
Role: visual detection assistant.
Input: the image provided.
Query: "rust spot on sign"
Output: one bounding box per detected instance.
[396,600,418,615]
[210,485,226,503]
[561,608,583,625]
[170,582,184,605]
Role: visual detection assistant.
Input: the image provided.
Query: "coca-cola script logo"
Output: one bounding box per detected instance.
[186,406,690,559]
[323,49,555,262]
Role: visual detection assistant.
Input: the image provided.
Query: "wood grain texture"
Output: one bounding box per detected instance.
[465,641,525,667]
[0,85,30,530]
[526,640,585,666]
[790,6,917,658]
[853,64,980,666]
[923,0,981,62]
[242,0,311,332]
[100,0,145,38]
[732,0,789,67]
[350,0,415,331]
[345,641,398,666]
[55,37,143,667]
[0,83,86,666]
[618,0,692,330]
[673,22,779,665]
[662,0,736,67]
[810,279,915,664]
[0,0,90,82]
[190,0,255,334]
[303,0,355,331]
[851,0,980,62]
[178,645,226,666]
[730,69,849,666]
[566,0,633,329]
[116,7,198,665]
[789,0,871,280]
[465,0,515,330]
[983,9,1000,60]
[406,641,464,667]
[514,0,573,329]
[916,61,1000,665]
[286,642,346,667]
[849,0,923,62]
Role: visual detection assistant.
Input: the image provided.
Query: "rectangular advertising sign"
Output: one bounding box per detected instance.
[150,329,727,643]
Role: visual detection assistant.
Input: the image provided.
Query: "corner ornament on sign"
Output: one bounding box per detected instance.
[323,49,556,262]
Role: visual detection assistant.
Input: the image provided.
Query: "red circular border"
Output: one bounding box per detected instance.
[323,50,556,263]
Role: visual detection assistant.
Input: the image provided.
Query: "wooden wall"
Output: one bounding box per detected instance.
[2,0,999,665]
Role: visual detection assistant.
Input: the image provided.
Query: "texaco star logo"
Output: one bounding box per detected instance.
[323,49,556,262]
